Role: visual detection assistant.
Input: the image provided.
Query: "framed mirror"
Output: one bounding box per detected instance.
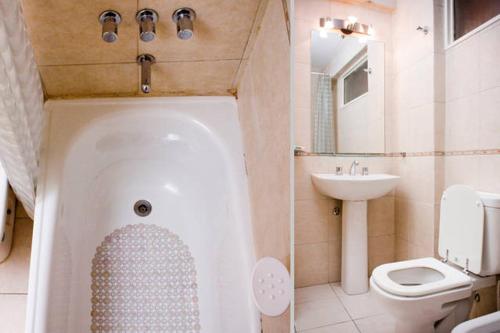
[310,30,385,154]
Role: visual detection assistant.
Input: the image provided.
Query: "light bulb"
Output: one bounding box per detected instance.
[324,18,334,29]
[347,16,358,25]
[368,25,375,36]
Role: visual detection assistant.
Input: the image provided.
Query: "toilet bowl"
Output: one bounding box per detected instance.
[370,186,500,333]
[370,257,496,333]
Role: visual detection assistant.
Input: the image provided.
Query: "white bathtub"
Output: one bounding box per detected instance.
[26,97,259,333]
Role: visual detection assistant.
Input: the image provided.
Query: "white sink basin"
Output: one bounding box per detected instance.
[311,173,400,201]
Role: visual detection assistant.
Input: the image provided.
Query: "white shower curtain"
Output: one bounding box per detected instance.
[0,0,44,218]
[311,73,334,153]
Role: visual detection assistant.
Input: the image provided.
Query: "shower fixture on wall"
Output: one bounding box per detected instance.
[172,8,196,40]
[137,54,155,94]
[136,9,159,42]
[99,10,122,43]
[319,16,374,38]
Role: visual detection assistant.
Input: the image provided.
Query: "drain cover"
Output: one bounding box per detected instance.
[134,200,152,217]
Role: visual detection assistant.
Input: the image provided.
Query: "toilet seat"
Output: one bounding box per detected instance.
[372,257,472,297]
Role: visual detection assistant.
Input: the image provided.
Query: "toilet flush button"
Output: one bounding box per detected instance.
[251,257,291,317]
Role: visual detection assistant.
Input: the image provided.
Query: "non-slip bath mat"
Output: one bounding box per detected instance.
[90,223,200,332]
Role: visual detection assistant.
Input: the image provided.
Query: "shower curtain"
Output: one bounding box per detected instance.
[0,0,44,218]
[311,73,335,153]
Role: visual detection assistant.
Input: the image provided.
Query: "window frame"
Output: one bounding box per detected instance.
[445,0,500,49]
[339,54,369,108]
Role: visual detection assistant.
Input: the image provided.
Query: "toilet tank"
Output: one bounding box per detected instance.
[477,191,500,276]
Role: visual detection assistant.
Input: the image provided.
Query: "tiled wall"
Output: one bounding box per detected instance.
[20,0,263,97]
[391,0,439,260]
[0,203,33,332]
[236,0,291,331]
[443,18,500,194]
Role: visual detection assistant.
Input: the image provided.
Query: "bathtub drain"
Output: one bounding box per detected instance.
[134,200,152,217]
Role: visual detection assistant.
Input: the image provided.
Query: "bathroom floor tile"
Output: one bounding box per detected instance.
[296,284,337,304]
[300,320,360,333]
[330,283,384,320]
[354,314,397,333]
[295,297,350,331]
[0,294,27,333]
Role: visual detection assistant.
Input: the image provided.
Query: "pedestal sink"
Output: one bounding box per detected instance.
[311,173,400,295]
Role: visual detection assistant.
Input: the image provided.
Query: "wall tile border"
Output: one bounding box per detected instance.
[296,148,500,157]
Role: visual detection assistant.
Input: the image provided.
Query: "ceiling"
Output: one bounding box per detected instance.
[20,0,266,98]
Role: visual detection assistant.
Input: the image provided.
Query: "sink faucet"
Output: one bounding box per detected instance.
[349,160,359,176]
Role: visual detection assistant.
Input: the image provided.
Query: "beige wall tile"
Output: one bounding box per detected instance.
[328,239,341,282]
[368,234,395,273]
[149,60,239,96]
[0,218,33,294]
[478,155,500,193]
[368,196,395,237]
[445,94,480,151]
[295,107,312,151]
[21,0,138,66]
[478,21,500,91]
[470,286,499,319]
[445,34,480,102]
[236,0,289,330]
[395,198,409,241]
[395,157,435,203]
[295,243,329,287]
[295,156,331,201]
[478,87,500,149]
[295,62,311,111]
[328,202,342,242]
[295,199,331,245]
[407,103,434,153]
[0,294,27,333]
[444,155,480,189]
[138,0,259,62]
[40,64,138,98]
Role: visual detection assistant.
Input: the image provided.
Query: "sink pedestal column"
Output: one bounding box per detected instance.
[341,200,368,295]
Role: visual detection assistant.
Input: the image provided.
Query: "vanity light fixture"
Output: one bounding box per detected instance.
[319,16,374,38]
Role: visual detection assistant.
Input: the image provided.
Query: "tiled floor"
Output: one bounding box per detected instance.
[0,203,34,333]
[295,283,397,333]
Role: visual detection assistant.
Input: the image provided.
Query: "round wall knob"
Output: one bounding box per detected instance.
[99,10,122,43]
[136,9,159,42]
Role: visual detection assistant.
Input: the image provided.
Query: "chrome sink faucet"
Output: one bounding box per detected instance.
[349,160,359,176]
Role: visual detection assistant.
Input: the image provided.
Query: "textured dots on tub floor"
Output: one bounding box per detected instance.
[91,223,200,333]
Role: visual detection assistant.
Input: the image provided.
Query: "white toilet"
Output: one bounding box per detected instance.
[370,185,500,333]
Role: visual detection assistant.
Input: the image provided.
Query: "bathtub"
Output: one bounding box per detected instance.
[26,97,259,332]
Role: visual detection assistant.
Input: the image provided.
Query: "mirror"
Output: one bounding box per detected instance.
[310,30,385,154]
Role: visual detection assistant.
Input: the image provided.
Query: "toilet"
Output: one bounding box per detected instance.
[370,185,500,333]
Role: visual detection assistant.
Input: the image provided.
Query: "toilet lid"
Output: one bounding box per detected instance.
[438,185,484,274]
